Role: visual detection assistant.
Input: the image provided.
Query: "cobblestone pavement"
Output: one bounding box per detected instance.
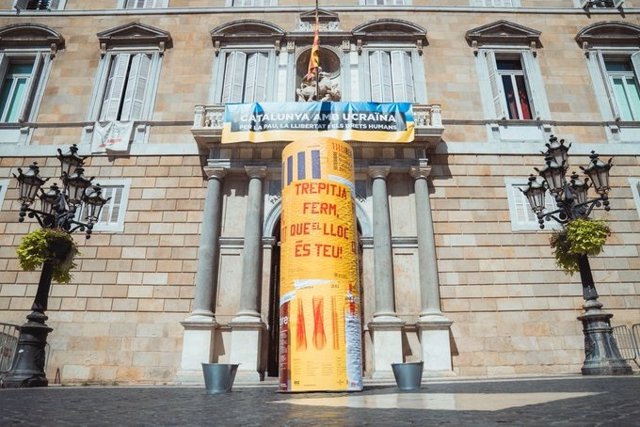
[0,375,639,426]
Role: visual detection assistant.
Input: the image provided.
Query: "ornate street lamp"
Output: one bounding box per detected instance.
[521,135,631,376]
[1,145,110,388]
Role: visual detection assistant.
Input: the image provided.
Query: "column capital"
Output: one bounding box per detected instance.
[245,165,267,179]
[204,167,228,180]
[409,165,432,180]
[368,165,391,179]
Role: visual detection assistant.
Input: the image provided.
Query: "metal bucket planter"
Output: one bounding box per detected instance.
[201,363,239,394]
[391,361,423,391]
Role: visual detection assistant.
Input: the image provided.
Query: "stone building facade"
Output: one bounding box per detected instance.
[0,0,639,384]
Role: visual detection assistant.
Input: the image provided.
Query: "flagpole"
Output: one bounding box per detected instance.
[314,0,319,100]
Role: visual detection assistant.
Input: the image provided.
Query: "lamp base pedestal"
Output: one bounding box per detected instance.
[578,299,632,376]
[1,312,52,388]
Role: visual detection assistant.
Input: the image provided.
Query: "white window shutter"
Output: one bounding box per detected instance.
[100,54,130,121]
[390,50,414,102]
[222,51,247,103]
[380,51,393,102]
[14,0,29,9]
[120,53,151,120]
[594,51,621,120]
[18,53,43,122]
[613,0,624,7]
[630,51,640,83]
[521,50,550,120]
[244,53,258,102]
[369,51,383,102]
[485,50,507,119]
[253,53,268,102]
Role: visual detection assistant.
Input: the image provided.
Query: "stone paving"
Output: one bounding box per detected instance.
[0,375,639,426]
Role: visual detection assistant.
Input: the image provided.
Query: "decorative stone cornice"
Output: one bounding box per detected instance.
[465,20,542,50]
[210,19,285,49]
[97,22,172,54]
[575,21,640,50]
[0,23,65,55]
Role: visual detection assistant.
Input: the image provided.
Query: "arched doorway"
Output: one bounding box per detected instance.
[265,217,365,378]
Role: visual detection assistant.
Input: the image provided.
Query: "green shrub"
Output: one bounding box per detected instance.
[550,218,610,275]
[16,228,80,284]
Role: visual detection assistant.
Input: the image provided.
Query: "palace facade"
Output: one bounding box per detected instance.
[0,0,639,384]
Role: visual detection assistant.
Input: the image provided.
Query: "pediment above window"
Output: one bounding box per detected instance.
[0,23,65,55]
[575,21,640,49]
[211,20,286,47]
[352,19,427,43]
[297,9,340,32]
[465,20,542,49]
[97,22,172,53]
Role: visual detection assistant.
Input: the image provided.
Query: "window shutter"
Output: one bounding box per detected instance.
[120,53,151,121]
[221,51,247,103]
[594,51,621,120]
[18,52,43,122]
[244,53,259,102]
[253,53,268,102]
[48,0,60,9]
[521,50,550,120]
[0,54,8,87]
[369,51,383,102]
[100,54,130,121]
[390,50,414,102]
[485,50,507,119]
[630,51,640,84]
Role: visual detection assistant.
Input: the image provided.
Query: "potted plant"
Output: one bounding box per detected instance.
[550,218,610,275]
[16,228,80,284]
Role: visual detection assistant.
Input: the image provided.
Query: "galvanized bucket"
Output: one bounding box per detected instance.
[391,361,423,391]
[201,363,239,394]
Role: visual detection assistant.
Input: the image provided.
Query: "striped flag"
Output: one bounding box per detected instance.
[305,6,320,81]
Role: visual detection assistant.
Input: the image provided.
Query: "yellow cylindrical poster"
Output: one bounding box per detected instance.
[279,137,363,392]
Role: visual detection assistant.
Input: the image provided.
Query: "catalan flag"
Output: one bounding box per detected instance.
[305,4,320,81]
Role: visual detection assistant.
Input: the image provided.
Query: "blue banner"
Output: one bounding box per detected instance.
[221,102,414,144]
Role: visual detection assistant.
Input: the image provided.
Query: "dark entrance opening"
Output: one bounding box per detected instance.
[266,218,281,377]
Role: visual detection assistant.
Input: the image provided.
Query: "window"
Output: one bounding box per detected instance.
[210,20,284,104]
[505,178,557,231]
[85,23,171,149]
[353,20,428,104]
[228,0,276,5]
[577,22,640,142]
[0,179,8,211]
[360,0,410,4]
[467,21,551,142]
[367,50,414,102]
[0,24,64,144]
[470,0,520,6]
[99,53,153,122]
[219,51,269,103]
[120,0,168,8]
[76,180,130,232]
[602,56,640,121]
[495,55,533,120]
[630,178,640,218]
[13,0,66,10]
[578,0,624,9]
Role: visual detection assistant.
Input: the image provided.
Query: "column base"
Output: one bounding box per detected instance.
[229,315,266,382]
[578,301,632,376]
[368,315,405,378]
[417,313,454,373]
[175,317,218,384]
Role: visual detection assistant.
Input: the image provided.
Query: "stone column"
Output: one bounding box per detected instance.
[410,161,453,373]
[177,167,226,383]
[367,166,405,378]
[230,166,267,382]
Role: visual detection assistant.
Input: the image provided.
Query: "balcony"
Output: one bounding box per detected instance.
[191,103,444,148]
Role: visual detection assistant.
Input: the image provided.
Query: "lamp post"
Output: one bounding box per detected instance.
[1,145,109,388]
[521,135,631,375]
